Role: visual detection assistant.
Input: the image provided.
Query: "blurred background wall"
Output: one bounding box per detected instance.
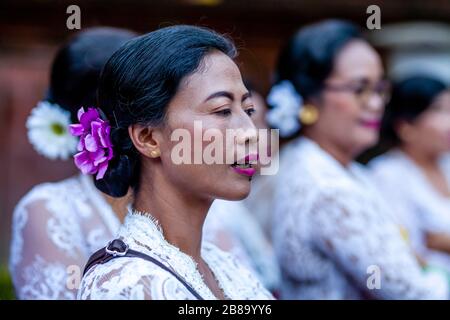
[0,0,449,282]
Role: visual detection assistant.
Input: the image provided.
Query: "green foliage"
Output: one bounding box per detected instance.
[0,265,15,300]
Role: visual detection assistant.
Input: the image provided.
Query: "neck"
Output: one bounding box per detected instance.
[103,191,132,223]
[303,132,354,167]
[86,174,131,223]
[401,144,440,170]
[133,166,212,261]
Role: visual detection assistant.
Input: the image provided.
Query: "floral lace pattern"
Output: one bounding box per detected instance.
[9,174,121,300]
[370,150,450,272]
[272,137,449,299]
[78,210,274,300]
[205,199,281,291]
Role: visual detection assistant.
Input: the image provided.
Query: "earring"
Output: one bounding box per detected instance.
[150,150,160,158]
[299,104,319,125]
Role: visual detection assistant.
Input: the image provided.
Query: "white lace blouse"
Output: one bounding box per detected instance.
[370,150,450,272]
[9,174,121,300]
[78,210,274,300]
[205,199,281,292]
[272,137,449,299]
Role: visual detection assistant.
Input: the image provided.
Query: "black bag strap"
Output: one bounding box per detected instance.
[83,239,204,300]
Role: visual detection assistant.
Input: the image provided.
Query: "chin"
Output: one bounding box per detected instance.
[356,131,379,150]
[217,180,251,201]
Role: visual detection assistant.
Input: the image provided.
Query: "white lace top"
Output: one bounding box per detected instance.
[205,199,281,292]
[370,150,450,272]
[272,137,449,299]
[242,174,278,241]
[78,210,274,300]
[9,174,121,300]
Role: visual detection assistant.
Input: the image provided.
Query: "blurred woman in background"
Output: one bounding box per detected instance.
[269,20,448,299]
[370,76,450,274]
[9,27,137,299]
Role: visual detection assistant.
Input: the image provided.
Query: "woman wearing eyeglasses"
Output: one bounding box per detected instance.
[268,20,448,299]
[370,76,450,275]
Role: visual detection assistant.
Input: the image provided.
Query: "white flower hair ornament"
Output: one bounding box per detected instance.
[26,101,78,160]
[266,80,303,138]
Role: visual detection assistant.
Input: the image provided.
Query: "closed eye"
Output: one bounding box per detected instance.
[245,107,256,117]
[214,108,232,117]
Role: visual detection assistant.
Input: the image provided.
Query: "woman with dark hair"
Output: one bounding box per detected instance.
[77,25,273,300]
[10,27,137,300]
[370,76,450,274]
[269,20,448,299]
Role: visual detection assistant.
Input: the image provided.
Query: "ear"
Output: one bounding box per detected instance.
[396,120,415,143]
[128,124,163,159]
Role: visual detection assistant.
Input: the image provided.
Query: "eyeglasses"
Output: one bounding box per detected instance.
[324,79,391,106]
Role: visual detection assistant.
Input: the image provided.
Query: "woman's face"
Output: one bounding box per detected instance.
[398,90,450,156]
[158,50,258,201]
[313,40,386,157]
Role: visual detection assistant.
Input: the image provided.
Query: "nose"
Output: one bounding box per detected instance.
[236,127,258,145]
[366,92,385,113]
[235,110,258,146]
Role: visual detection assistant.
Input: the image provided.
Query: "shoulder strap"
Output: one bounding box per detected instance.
[83,239,204,300]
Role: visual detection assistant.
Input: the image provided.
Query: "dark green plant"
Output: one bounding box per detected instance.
[0,265,15,300]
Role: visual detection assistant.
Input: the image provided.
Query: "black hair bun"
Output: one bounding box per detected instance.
[276,20,361,99]
[94,154,132,197]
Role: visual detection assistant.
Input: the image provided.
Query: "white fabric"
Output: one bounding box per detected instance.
[370,150,450,272]
[78,209,274,300]
[9,174,121,300]
[242,174,277,241]
[272,137,449,299]
[205,199,281,291]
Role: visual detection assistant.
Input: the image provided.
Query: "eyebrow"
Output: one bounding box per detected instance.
[242,91,252,101]
[339,76,370,84]
[352,76,386,84]
[204,91,252,103]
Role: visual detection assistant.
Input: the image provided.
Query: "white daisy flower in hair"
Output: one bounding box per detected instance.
[26,101,78,160]
[266,80,303,138]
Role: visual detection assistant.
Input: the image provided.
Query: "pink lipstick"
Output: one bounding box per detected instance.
[360,119,381,130]
[231,166,256,177]
[231,153,258,177]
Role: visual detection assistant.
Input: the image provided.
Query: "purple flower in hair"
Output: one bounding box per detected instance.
[69,107,114,180]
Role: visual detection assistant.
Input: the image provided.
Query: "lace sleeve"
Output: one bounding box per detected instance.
[308,187,449,300]
[10,187,87,300]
